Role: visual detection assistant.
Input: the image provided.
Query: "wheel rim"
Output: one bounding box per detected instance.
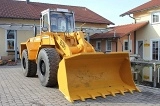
[22,57,26,69]
[40,60,46,76]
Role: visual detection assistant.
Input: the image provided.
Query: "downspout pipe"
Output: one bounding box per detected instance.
[113,30,118,52]
[129,14,137,54]
[15,31,17,62]
[26,0,29,4]
[128,33,131,53]
[114,30,116,37]
[129,14,136,23]
[118,38,123,52]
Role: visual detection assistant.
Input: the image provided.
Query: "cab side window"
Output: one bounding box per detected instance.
[43,14,48,28]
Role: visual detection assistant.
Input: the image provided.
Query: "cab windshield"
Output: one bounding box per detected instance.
[50,12,75,32]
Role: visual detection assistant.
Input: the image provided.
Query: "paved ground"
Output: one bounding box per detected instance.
[0,64,160,106]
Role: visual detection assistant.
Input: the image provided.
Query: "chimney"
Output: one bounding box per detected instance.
[26,0,29,4]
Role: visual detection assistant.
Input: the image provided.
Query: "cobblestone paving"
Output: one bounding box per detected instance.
[0,65,160,106]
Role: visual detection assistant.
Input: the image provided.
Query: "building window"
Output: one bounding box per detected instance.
[106,40,112,52]
[6,30,16,51]
[123,40,132,52]
[124,42,128,50]
[152,12,160,24]
[96,41,101,51]
[152,40,160,60]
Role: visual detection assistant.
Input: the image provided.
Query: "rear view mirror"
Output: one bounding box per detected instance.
[41,27,48,32]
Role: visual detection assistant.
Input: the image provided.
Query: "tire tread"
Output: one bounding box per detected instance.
[41,48,60,87]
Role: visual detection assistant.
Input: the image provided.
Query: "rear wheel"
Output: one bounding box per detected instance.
[37,48,60,87]
[21,49,37,77]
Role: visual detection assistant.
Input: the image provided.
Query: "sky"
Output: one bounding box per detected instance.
[24,0,150,26]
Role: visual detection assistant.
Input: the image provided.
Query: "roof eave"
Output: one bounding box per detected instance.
[0,17,40,20]
[90,36,120,40]
[120,5,160,17]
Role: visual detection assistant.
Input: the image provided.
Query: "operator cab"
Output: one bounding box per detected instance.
[40,9,75,33]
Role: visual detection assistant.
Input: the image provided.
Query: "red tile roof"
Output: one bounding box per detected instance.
[0,0,114,25]
[120,0,160,16]
[90,21,148,39]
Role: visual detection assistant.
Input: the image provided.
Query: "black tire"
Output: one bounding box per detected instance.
[37,48,60,87]
[21,49,37,77]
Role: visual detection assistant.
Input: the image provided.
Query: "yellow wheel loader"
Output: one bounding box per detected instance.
[20,9,140,102]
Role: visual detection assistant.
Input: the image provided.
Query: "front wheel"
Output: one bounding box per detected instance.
[37,48,60,87]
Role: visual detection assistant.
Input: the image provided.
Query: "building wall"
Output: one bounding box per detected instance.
[133,8,160,80]
[90,39,106,52]
[0,18,39,25]
[134,10,150,23]
[0,28,5,56]
[17,31,35,49]
[117,32,135,54]
[101,40,106,52]
[134,8,160,60]
[0,19,38,59]
[136,23,160,60]
[111,41,117,52]
[90,39,117,53]
[0,29,35,59]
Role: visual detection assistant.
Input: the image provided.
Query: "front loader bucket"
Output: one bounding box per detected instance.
[58,52,140,102]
